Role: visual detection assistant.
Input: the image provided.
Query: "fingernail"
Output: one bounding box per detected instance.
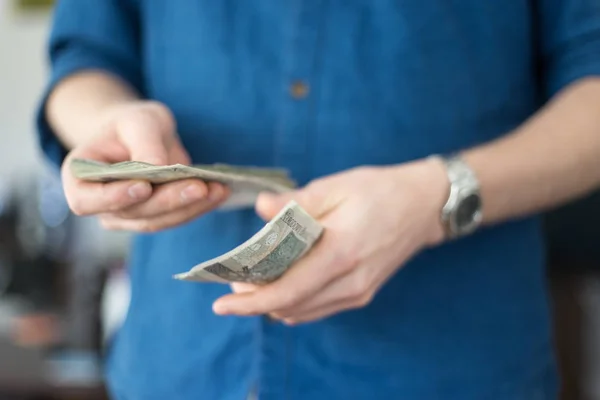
[209,185,224,202]
[128,182,150,199]
[181,184,205,202]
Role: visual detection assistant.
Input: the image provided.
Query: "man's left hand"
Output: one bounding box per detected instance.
[213,159,449,325]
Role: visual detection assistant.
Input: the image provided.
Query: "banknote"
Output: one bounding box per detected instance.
[174,200,324,284]
[70,158,296,210]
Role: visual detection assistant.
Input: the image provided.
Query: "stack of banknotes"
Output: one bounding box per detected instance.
[70,158,324,284]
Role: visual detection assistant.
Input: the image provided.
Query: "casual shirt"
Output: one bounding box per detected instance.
[38,1,600,399]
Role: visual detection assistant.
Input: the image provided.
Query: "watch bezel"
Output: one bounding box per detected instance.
[447,188,482,236]
[438,155,483,239]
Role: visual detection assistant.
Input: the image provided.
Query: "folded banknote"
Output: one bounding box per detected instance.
[174,200,323,284]
[70,158,297,210]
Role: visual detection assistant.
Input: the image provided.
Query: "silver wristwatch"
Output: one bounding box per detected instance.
[434,154,483,239]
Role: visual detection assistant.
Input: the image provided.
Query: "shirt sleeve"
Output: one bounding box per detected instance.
[538,0,600,99]
[36,0,142,167]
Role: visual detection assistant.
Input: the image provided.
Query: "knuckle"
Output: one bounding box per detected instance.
[272,310,291,320]
[331,245,361,275]
[165,187,187,209]
[104,185,133,211]
[148,187,184,214]
[151,194,171,213]
[269,312,286,320]
[348,272,370,299]
[299,184,327,209]
[140,102,175,132]
[354,291,374,308]
[115,209,135,219]
[279,290,302,310]
[145,101,173,119]
[110,189,151,215]
[106,194,128,212]
[116,205,150,220]
[191,200,215,216]
[298,188,318,206]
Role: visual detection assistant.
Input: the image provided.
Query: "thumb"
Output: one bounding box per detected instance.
[168,139,192,165]
[256,187,330,221]
[255,192,296,221]
[230,282,259,294]
[116,108,172,165]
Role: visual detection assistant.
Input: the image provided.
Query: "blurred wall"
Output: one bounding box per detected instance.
[0,3,131,256]
[0,5,131,340]
[0,3,50,179]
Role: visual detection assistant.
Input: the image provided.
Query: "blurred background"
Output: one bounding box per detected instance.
[1,1,600,399]
[0,1,130,399]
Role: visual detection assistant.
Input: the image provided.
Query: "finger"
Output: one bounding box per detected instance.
[116,108,172,165]
[212,230,343,316]
[255,186,340,222]
[255,191,298,220]
[270,268,373,320]
[99,192,225,232]
[115,179,213,219]
[70,137,130,164]
[168,141,191,165]
[62,168,152,216]
[279,301,354,326]
[230,283,260,294]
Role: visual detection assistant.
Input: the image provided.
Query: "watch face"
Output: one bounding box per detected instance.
[455,193,482,231]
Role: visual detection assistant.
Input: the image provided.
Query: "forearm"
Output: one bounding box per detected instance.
[46,71,140,150]
[462,77,600,225]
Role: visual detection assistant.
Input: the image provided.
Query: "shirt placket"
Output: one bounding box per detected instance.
[260,1,325,400]
[272,0,325,185]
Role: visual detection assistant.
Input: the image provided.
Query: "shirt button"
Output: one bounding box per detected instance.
[289,81,309,99]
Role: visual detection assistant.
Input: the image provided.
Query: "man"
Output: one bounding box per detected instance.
[37,1,600,399]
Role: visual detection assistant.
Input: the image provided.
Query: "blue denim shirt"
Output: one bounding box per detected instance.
[38,1,600,399]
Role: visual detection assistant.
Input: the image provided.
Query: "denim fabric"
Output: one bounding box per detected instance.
[38,1,600,399]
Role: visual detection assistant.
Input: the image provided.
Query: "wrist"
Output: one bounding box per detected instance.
[400,158,450,247]
[431,154,484,241]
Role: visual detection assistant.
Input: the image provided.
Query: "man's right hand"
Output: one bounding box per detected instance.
[61,101,228,232]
